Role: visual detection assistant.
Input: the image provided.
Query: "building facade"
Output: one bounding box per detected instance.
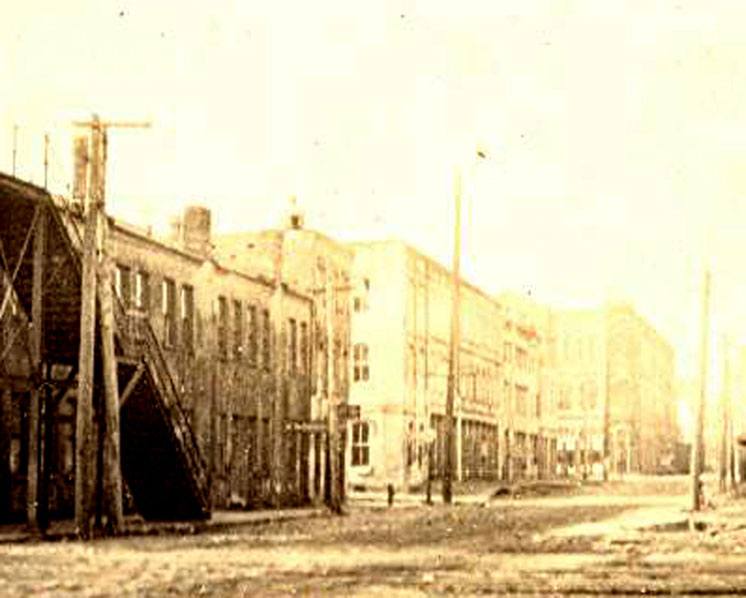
[345,241,557,490]
[550,303,677,477]
[214,204,353,503]
[1,198,322,521]
[498,292,557,481]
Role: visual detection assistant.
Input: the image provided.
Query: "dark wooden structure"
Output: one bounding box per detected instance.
[0,173,210,524]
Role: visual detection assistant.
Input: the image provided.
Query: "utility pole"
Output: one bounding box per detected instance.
[720,336,731,494]
[603,321,612,481]
[73,115,150,537]
[27,204,47,534]
[271,231,286,507]
[326,261,342,513]
[443,169,462,504]
[691,268,710,512]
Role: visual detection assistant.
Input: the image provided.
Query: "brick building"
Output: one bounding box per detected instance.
[497,292,557,481]
[112,206,316,508]
[0,179,321,521]
[214,205,353,503]
[550,302,677,477]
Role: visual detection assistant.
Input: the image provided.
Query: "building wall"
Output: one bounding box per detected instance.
[549,308,607,477]
[550,302,677,478]
[347,242,409,488]
[215,224,353,501]
[346,242,557,490]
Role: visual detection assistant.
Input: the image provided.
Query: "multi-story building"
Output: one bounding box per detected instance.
[498,292,556,481]
[550,302,677,477]
[214,203,353,502]
[0,177,322,521]
[344,241,557,490]
[549,308,608,477]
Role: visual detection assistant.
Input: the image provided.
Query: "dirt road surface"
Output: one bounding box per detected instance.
[3,476,746,596]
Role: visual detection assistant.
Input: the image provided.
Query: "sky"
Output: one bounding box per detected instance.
[3,0,746,389]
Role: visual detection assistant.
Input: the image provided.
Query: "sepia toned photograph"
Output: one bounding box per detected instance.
[2,1,746,595]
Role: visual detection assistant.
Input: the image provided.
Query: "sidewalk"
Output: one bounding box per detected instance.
[0,506,326,544]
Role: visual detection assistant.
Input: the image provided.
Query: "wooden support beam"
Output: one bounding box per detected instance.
[119,362,145,408]
[27,205,45,533]
[98,252,124,533]
[50,366,79,407]
[271,237,287,508]
[40,365,54,532]
[0,387,12,521]
[75,123,101,540]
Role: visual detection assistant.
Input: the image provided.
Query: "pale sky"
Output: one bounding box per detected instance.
[4,0,746,384]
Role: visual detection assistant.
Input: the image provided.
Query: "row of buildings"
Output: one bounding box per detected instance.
[0,180,679,521]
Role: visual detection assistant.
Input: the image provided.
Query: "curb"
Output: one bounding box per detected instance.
[0,508,328,544]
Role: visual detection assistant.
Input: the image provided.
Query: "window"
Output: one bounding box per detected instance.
[354,277,370,312]
[162,278,177,346]
[300,321,308,374]
[351,421,369,466]
[134,270,150,312]
[217,296,228,359]
[515,385,528,416]
[247,304,258,366]
[233,300,243,358]
[353,343,369,382]
[288,318,297,373]
[115,264,131,307]
[516,347,528,371]
[180,285,194,353]
[262,309,270,371]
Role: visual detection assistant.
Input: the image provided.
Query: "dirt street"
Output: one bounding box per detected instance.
[2,476,746,596]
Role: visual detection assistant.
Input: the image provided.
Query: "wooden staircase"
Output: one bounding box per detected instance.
[0,173,210,520]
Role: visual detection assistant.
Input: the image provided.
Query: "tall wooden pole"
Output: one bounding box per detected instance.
[96,128,124,533]
[73,115,148,537]
[271,233,286,507]
[27,206,46,533]
[443,169,462,504]
[75,121,100,539]
[326,263,342,513]
[602,319,611,481]
[691,268,710,512]
[719,336,730,494]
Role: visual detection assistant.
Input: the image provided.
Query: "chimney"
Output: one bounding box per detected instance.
[284,195,305,230]
[182,205,212,256]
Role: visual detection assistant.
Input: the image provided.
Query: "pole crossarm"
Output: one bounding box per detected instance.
[73,121,152,129]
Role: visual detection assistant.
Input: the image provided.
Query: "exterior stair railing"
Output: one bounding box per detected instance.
[46,194,211,517]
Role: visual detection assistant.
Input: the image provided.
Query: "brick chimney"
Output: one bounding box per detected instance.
[182,205,212,256]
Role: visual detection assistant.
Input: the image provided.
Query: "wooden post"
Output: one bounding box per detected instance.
[271,233,286,507]
[603,328,612,481]
[308,431,316,503]
[27,206,45,533]
[326,263,342,513]
[691,269,710,512]
[0,387,12,520]
[98,252,123,532]
[39,367,54,531]
[444,168,462,504]
[720,336,730,494]
[75,124,100,539]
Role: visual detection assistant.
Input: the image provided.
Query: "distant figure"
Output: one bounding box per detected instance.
[387,483,395,507]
